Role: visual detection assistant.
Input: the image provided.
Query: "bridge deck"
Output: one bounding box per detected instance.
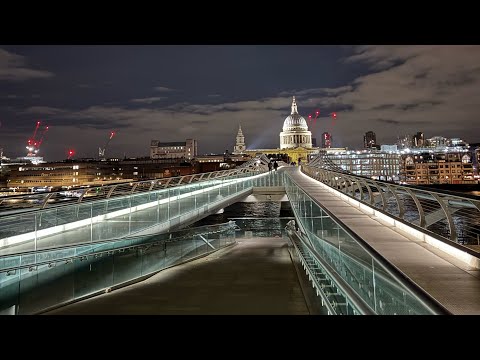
[289,168,480,315]
[45,236,312,315]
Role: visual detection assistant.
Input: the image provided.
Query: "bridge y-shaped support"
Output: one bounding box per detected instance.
[429,193,458,242]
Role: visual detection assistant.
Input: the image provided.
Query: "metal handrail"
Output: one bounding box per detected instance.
[286,225,337,315]
[286,222,375,315]
[302,164,480,249]
[0,221,238,272]
[0,159,267,217]
[284,170,451,315]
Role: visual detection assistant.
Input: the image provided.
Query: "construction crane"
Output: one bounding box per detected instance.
[98,131,116,160]
[26,121,49,157]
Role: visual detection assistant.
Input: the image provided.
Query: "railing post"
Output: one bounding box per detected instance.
[385,184,404,218]
[348,177,356,198]
[405,189,426,228]
[372,258,377,313]
[128,194,132,235]
[34,212,37,251]
[430,193,457,242]
[364,182,375,206]
[90,202,93,243]
[106,185,117,199]
[356,179,364,201]
[377,183,387,211]
[149,180,157,191]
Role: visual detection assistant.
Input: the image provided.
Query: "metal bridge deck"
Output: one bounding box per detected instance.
[288,168,480,315]
[46,236,313,315]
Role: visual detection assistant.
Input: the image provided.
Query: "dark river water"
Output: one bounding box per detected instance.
[188,202,295,238]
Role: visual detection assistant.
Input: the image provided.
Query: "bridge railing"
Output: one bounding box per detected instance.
[301,165,480,253]
[0,166,269,256]
[0,221,238,315]
[284,171,449,315]
[0,163,266,215]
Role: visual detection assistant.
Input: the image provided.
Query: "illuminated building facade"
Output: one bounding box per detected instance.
[243,97,324,164]
[364,131,377,149]
[399,151,475,185]
[321,132,332,148]
[233,125,246,154]
[150,139,197,160]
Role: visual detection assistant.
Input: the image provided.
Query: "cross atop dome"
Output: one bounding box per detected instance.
[291,96,298,115]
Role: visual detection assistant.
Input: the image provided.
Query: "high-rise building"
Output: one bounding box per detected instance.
[413,132,424,147]
[426,136,448,148]
[364,131,376,148]
[150,139,197,160]
[380,144,398,152]
[233,125,246,154]
[397,135,412,149]
[321,132,332,148]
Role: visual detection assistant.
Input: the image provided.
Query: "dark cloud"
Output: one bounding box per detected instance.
[414,72,429,79]
[154,86,174,92]
[399,101,442,111]
[371,104,395,110]
[399,104,420,111]
[0,45,479,159]
[21,106,66,115]
[375,118,401,125]
[130,97,166,104]
[0,48,53,81]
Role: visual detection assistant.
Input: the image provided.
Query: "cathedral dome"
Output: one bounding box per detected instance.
[279,96,312,150]
[283,114,309,131]
[282,96,309,131]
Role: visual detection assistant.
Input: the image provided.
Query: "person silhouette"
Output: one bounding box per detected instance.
[273,161,278,171]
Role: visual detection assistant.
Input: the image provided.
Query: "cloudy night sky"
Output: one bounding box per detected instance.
[0,45,479,161]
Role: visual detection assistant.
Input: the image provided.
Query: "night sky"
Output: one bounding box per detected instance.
[0,45,479,161]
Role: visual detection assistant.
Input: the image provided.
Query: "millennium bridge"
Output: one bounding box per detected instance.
[1,155,479,315]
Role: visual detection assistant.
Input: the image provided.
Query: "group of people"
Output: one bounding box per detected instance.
[268,160,278,172]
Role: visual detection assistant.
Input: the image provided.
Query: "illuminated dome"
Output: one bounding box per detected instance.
[279,96,312,150]
[282,97,309,131]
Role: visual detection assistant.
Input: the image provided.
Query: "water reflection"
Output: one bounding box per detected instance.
[187,202,295,238]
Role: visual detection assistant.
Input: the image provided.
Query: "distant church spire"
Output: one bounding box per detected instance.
[291,96,298,115]
[233,124,245,154]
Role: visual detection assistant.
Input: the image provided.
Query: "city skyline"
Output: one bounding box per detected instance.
[1,45,479,160]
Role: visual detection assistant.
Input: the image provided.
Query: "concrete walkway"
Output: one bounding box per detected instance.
[46,236,311,315]
[289,168,480,315]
